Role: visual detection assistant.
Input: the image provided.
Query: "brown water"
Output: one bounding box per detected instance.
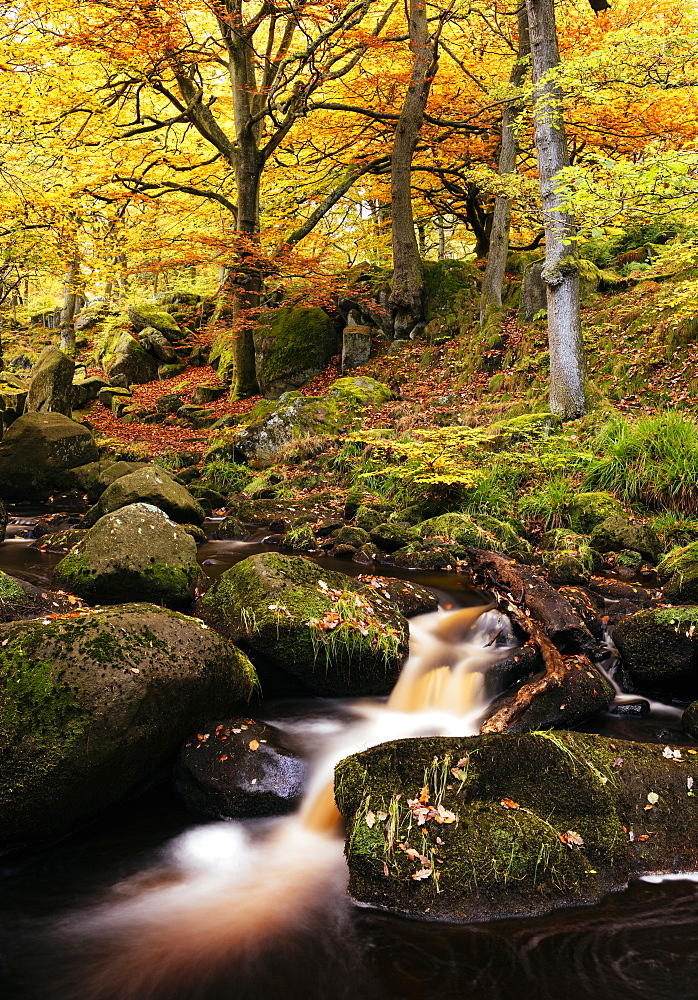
[2,515,697,1000]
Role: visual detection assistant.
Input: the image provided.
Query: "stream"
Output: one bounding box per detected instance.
[1,509,698,1000]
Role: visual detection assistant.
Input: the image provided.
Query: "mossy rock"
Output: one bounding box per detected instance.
[128,302,181,340]
[84,466,205,527]
[229,378,391,467]
[354,504,394,532]
[485,412,562,450]
[0,603,255,852]
[196,552,408,697]
[335,731,698,922]
[543,550,592,587]
[422,259,479,323]
[29,528,87,554]
[657,541,698,603]
[370,522,420,552]
[104,332,159,385]
[281,522,317,551]
[0,413,99,502]
[0,570,31,609]
[416,512,529,559]
[331,525,370,548]
[55,503,202,609]
[254,305,338,398]
[613,607,698,696]
[589,516,662,563]
[568,492,625,534]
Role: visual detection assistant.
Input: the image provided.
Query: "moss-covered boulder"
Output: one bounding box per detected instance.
[370,522,420,552]
[590,516,662,563]
[416,512,530,559]
[0,604,256,852]
[84,466,205,527]
[422,259,479,325]
[0,412,99,502]
[102,331,159,385]
[335,731,698,922]
[254,305,338,399]
[657,541,698,604]
[55,503,202,609]
[24,347,75,417]
[567,492,625,534]
[613,607,698,696]
[196,552,408,696]
[128,302,182,341]
[226,377,391,467]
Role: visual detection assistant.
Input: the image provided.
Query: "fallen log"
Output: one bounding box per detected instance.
[465,547,601,659]
[479,591,596,733]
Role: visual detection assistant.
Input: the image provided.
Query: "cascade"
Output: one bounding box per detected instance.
[50,602,516,1000]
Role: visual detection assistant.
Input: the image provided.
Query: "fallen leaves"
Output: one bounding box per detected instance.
[500,798,520,810]
[559,830,584,849]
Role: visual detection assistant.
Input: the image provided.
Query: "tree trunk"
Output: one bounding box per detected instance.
[525,0,586,420]
[59,258,80,356]
[389,0,438,339]
[479,8,530,327]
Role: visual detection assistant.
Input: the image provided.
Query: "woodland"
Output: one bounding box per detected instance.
[2,1,698,998]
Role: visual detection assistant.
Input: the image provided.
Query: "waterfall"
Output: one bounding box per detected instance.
[51,602,517,1000]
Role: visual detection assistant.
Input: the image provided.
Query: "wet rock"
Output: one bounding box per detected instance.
[0,603,256,852]
[0,413,99,502]
[55,503,202,609]
[174,718,307,819]
[613,607,698,696]
[355,575,438,617]
[24,347,75,417]
[389,545,462,571]
[543,550,592,587]
[30,527,87,553]
[682,701,698,739]
[556,586,605,639]
[657,541,698,604]
[84,466,205,526]
[196,552,408,697]
[336,731,698,922]
[590,517,662,564]
[587,577,659,607]
[331,525,370,548]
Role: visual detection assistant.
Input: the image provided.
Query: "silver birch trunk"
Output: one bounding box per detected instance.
[525,0,586,420]
[479,8,530,326]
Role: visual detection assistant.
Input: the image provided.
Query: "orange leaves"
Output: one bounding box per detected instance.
[500,798,520,810]
[559,830,585,849]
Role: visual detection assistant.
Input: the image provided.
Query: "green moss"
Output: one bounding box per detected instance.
[254,306,336,389]
[335,731,698,921]
[0,571,28,605]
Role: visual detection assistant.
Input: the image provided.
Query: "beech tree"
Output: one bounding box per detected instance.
[525,0,586,420]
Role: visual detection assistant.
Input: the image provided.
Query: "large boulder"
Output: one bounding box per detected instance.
[174,716,307,819]
[138,327,179,363]
[589,516,662,563]
[613,607,698,696]
[106,332,159,384]
[0,413,99,501]
[24,347,75,416]
[84,466,205,526]
[196,552,408,696]
[254,305,338,398]
[0,604,256,852]
[225,377,391,467]
[335,731,698,922]
[657,541,698,604]
[55,503,202,608]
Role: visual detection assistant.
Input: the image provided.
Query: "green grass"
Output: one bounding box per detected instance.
[584,411,698,514]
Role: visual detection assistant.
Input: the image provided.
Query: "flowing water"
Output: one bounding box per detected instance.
[2,514,698,1000]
